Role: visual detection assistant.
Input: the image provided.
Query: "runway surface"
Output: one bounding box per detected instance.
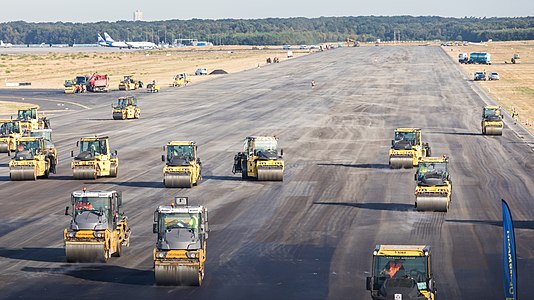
[0,46,532,300]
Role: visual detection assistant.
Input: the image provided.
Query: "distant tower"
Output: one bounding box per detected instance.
[134,10,143,21]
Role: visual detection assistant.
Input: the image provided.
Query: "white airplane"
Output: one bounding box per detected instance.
[0,40,13,48]
[101,32,158,49]
[96,32,129,49]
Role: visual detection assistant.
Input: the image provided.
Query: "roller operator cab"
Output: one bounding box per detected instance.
[0,120,23,153]
[414,156,452,212]
[389,129,431,169]
[162,141,202,188]
[366,245,436,300]
[64,189,131,263]
[64,79,75,94]
[232,136,284,181]
[71,136,118,179]
[112,96,140,120]
[9,136,57,180]
[153,197,209,286]
[481,106,504,135]
[16,107,50,130]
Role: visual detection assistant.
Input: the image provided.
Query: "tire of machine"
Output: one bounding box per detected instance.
[114,239,123,257]
[110,163,118,177]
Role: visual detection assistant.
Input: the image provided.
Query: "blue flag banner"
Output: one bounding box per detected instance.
[502,199,517,300]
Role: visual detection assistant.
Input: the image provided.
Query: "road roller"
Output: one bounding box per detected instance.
[9,136,57,181]
[16,107,50,131]
[112,96,140,120]
[0,119,23,153]
[232,136,284,181]
[162,141,202,188]
[414,156,451,212]
[389,128,431,169]
[64,189,131,263]
[366,245,437,300]
[71,136,118,180]
[481,105,504,135]
[153,197,209,286]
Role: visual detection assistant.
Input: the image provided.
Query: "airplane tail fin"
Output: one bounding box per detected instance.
[103,32,114,42]
[96,33,106,43]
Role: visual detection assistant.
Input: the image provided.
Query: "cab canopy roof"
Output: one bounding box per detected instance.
[72,190,117,198]
[419,156,448,163]
[167,141,196,146]
[80,136,108,141]
[394,128,421,132]
[247,136,278,141]
[374,245,430,256]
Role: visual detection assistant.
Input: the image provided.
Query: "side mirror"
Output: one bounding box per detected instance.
[366,276,372,290]
[280,149,284,156]
[113,150,118,156]
[153,211,159,223]
[391,140,394,147]
[428,279,435,292]
[7,150,10,157]
[162,146,166,151]
[414,173,418,181]
[65,206,70,216]
[76,141,79,147]
[152,223,158,234]
[161,155,165,162]
[71,150,74,157]
[196,158,201,164]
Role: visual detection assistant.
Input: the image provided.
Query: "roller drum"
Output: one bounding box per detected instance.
[10,166,36,181]
[0,142,9,153]
[257,166,283,181]
[485,126,502,136]
[65,243,107,263]
[155,263,201,286]
[164,173,192,188]
[73,167,97,180]
[389,156,413,169]
[416,196,449,212]
[113,112,124,120]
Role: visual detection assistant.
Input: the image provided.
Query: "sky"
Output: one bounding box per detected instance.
[0,0,532,22]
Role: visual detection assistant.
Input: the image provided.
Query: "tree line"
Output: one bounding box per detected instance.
[0,16,532,45]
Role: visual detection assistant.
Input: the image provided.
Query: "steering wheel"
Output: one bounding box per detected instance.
[408,269,424,281]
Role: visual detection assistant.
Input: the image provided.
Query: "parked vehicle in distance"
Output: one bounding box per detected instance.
[458,53,468,64]
[195,68,207,75]
[474,72,487,81]
[489,72,500,80]
[468,52,491,65]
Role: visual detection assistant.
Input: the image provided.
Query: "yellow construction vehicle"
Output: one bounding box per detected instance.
[389,128,431,169]
[346,38,360,47]
[414,156,451,212]
[481,106,504,135]
[366,245,437,300]
[112,96,140,120]
[0,119,23,153]
[147,80,160,93]
[153,197,209,286]
[162,141,202,188]
[64,189,131,262]
[64,79,75,94]
[511,53,520,64]
[232,136,284,181]
[71,136,118,179]
[16,107,50,131]
[9,136,57,180]
[118,75,143,90]
[171,73,190,87]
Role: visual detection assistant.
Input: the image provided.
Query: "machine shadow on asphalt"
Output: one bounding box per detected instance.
[202,175,243,181]
[428,131,483,136]
[0,175,10,181]
[447,219,534,229]
[21,265,154,286]
[314,201,414,212]
[95,181,166,188]
[316,163,390,169]
[0,247,65,263]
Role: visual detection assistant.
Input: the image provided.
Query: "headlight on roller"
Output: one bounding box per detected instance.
[186,251,197,259]
[68,232,76,238]
[157,252,166,259]
[93,232,104,238]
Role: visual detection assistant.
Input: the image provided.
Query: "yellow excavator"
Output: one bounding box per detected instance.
[162,141,202,188]
[0,119,23,153]
[112,96,140,120]
[64,189,131,262]
[481,106,504,135]
[232,136,284,181]
[414,156,452,212]
[153,197,209,286]
[71,136,118,179]
[16,107,50,131]
[366,245,437,300]
[9,136,57,180]
[389,128,431,169]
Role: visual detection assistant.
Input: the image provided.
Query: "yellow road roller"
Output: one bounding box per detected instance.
[64,189,131,263]
[64,79,75,94]
[71,136,118,179]
[0,119,23,153]
[366,245,436,300]
[389,128,431,169]
[153,197,209,286]
[118,75,142,90]
[162,141,202,188]
[482,105,504,135]
[147,81,160,93]
[172,73,190,87]
[9,136,57,180]
[112,96,140,120]
[232,136,284,181]
[414,156,451,212]
[16,107,50,130]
